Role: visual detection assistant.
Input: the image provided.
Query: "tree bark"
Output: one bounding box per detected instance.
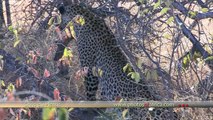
[5,0,11,25]
[0,0,5,29]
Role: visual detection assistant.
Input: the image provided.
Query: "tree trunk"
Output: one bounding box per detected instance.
[5,0,11,26]
[0,0,5,29]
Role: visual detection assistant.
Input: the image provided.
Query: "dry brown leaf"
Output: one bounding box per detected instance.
[15,77,22,88]
[53,88,61,101]
[43,69,50,78]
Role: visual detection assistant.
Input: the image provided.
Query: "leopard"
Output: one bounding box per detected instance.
[55,3,178,120]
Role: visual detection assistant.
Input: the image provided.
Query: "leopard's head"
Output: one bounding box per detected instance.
[57,4,87,30]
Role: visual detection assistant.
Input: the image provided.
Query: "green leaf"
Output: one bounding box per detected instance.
[204,45,212,54]
[8,25,14,32]
[123,63,133,73]
[8,26,19,40]
[131,72,141,83]
[119,98,124,102]
[42,108,56,120]
[166,16,174,24]
[14,30,18,37]
[10,28,21,48]
[127,72,134,77]
[15,57,22,61]
[122,109,128,119]
[182,54,190,69]
[68,108,74,112]
[98,68,103,77]
[127,66,133,73]
[67,21,73,27]
[204,56,213,62]
[48,17,54,26]
[143,9,149,14]
[160,7,170,15]
[13,40,20,48]
[92,67,98,77]
[123,63,129,73]
[201,8,208,13]
[193,51,202,60]
[78,16,85,26]
[58,108,69,120]
[188,11,197,18]
[0,80,5,87]
[154,0,161,10]
[63,48,73,58]
[68,22,76,39]
[65,28,72,38]
[7,83,15,92]
[56,15,62,25]
[140,9,149,16]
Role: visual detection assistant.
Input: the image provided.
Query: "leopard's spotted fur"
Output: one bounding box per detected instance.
[56,3,178,120]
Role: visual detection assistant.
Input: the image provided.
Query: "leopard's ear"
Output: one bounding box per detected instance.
[57,3,66,14]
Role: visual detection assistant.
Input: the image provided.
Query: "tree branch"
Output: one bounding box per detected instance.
[174,15,209,59]
[197,0,208,8]
[0,49,55,99]
[172,1,213,20]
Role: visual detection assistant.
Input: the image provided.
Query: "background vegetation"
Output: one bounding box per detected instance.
[0,0,212,119]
